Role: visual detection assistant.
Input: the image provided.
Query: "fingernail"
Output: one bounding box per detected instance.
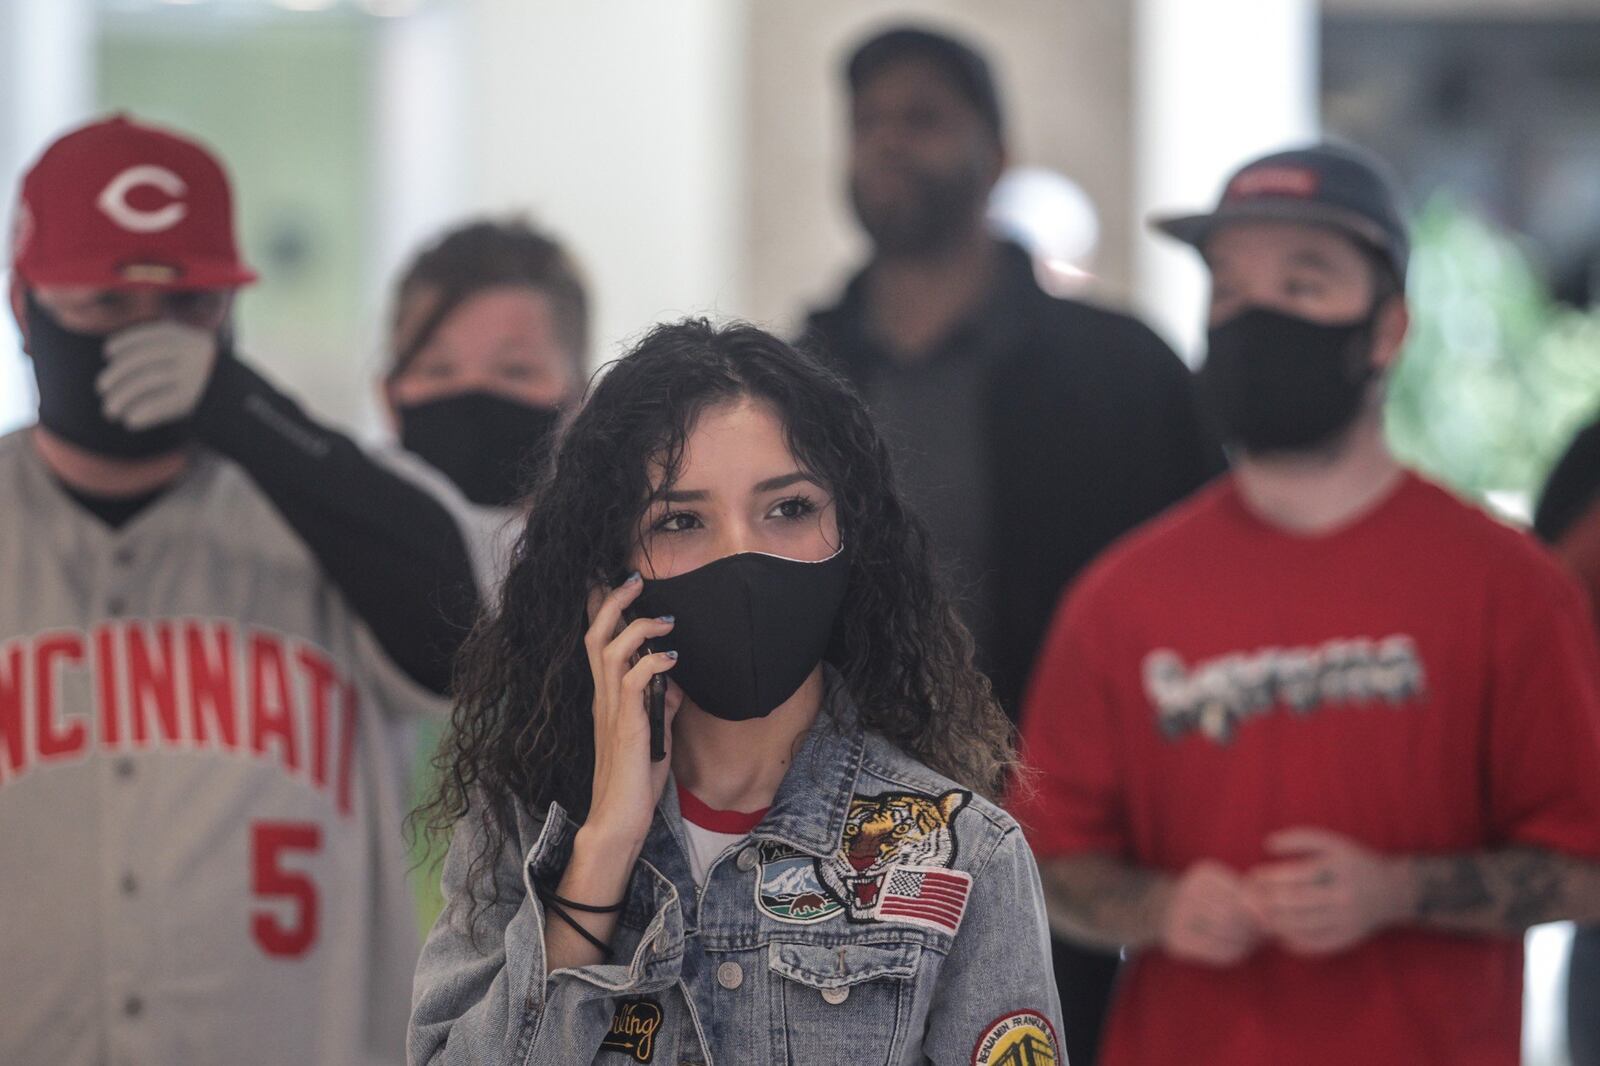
[656,614,674,623]
[625,571,641,585]
[665,650,679,660]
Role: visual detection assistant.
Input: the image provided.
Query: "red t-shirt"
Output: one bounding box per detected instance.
[1014,472,1600,1066]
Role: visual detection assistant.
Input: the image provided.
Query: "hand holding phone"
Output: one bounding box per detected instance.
[583,574,678,841]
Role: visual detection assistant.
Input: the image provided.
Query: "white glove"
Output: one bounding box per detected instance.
[98,320,220,430]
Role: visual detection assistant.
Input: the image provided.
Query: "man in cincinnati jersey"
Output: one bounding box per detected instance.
[1013,143,1600,1066]
[0,115,480,1065]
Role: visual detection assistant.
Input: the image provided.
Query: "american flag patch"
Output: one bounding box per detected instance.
[871,864,972,934]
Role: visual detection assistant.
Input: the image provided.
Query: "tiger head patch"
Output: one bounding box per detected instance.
[817,789,968,921]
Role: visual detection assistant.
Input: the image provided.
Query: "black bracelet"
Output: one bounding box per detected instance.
[542,896,611,957]
[544,889,626,914]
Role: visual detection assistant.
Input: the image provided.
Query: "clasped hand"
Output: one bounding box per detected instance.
[1161,828,1414,967]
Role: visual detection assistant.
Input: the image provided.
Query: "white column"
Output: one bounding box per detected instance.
[368,5,469,315]
[353,4,473,434]
[0,0,95,433]
[1132,0,1318,361]
[462,0,748,367]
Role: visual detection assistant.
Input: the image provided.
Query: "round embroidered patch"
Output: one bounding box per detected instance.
[972,1010,1060,1066]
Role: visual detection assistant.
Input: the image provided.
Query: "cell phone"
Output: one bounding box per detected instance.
[623,600,668,763]
[645,665,667,763]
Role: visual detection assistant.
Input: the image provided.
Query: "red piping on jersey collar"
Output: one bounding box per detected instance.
[676,782,768,835]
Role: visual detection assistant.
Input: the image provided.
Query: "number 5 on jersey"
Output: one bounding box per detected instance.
[251,821,321,957]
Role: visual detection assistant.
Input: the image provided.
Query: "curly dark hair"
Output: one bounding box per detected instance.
[420,318,1015,913]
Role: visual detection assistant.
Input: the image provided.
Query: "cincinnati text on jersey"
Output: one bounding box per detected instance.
[0,618,363,813]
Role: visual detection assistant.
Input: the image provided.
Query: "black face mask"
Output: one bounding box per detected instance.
[631,544,851,722]
[25,294,195,458]
[398,391,562,508]
[1198,305,1380,456]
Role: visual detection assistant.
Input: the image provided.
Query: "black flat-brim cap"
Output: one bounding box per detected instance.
[1152,142,1410,282]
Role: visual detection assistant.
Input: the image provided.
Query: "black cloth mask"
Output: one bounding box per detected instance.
[632,544,851,722]
[398,391,562,508]
[26,294,195,458]
[1199,305,1380,455]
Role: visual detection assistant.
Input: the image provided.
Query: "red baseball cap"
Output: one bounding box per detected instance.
[11,113,258,290]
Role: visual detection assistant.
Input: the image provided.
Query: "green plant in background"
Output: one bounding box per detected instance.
[1386,193,1600,513]
[410,720,448,938]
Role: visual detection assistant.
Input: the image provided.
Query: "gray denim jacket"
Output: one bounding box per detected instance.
[409,674,1065,1065]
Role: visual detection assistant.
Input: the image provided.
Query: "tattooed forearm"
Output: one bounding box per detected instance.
[1038,854,1173,952]
[1414,856,1493,917]
[1411,848,1600,934]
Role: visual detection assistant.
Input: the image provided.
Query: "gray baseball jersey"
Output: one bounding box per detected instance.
[0,428,444,1066]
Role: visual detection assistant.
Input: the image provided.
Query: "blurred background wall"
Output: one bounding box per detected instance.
[4,4,1600,1059]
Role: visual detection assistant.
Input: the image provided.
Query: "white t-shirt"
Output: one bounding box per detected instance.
[675,783,767,886]
[372,444,522,596]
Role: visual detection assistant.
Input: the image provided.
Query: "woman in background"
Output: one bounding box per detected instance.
[379,218,590,587]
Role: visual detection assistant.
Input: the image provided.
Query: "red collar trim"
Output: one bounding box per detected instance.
[676,782,768,835]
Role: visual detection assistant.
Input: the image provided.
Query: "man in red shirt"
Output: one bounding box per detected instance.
[1014,142,1600,1065]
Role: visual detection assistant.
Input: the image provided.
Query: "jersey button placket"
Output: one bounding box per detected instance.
[106,539,134,616]
[103,682,146,1053]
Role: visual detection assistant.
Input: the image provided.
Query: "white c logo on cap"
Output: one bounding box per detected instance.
[96,165,188,234]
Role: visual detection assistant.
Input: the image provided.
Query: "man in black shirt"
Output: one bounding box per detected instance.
[800,26,1223,1064]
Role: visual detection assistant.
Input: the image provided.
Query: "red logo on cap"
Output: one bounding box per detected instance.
[1226,166,1319,201]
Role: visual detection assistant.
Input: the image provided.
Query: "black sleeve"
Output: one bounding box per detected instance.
[1536,415,1600,543]
[193,353,479,696]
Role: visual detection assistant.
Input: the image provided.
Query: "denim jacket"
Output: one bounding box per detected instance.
[409,672,1065,1065]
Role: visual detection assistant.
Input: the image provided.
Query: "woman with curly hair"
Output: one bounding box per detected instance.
[409,319,1063,1065]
